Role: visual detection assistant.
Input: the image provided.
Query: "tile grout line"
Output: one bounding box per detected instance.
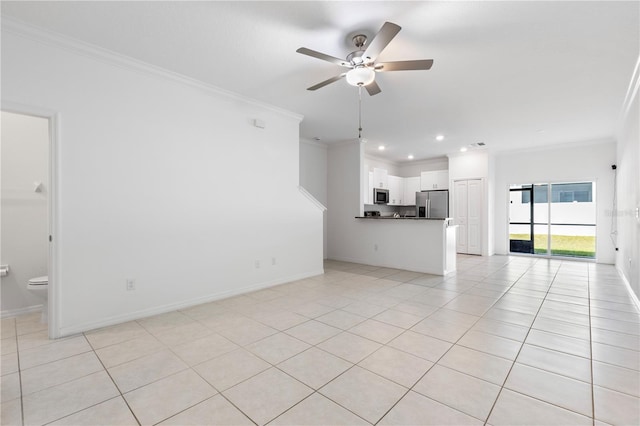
[484,260,598,424]
[204,267,452,425]
[481,258,563,425]
[14,319,25,426]
[371,255,535,425]
[12,257,631,425]
[83,330,143,426]
[588,265,596,426]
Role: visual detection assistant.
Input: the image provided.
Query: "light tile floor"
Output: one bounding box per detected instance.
[2,255,640,425]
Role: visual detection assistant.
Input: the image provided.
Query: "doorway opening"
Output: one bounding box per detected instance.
[1,107,58,337]
[509,182,596,259]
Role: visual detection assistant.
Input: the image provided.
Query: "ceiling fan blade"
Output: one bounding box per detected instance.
[307,73,346,91]
[296,47,350,67]
[363,22,401,62]
[365,80,381,96]
[376,59,434,72]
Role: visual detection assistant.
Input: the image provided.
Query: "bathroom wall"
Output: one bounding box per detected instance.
[1,111,49,316]
[2,21,324,336]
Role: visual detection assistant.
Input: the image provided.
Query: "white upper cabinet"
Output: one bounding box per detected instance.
[403,177,421,206]
[421,170,449,190]
[373,167,388,189]
[388,175,403,205]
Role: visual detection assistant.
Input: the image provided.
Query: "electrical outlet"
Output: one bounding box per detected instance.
[272,257,277,266]
[255,260,260,269]
[126,279,136,291]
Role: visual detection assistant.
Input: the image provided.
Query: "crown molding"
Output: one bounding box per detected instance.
[1,17,303,122]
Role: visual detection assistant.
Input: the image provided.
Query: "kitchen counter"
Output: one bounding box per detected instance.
[349,218,457,275]
[355,216,451,220]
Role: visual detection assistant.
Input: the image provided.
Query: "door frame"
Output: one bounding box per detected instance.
[2,101,61,338]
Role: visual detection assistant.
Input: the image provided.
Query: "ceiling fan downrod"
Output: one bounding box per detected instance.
[358,84,363,140]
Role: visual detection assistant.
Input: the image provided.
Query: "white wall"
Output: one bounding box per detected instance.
[363,155,448,178]
[363,155,401,176]
[615,59,639,299]
[327,141,363,259]
[1,112,49,316]
[399,157,448,178]
[299,139,327,258]
[2,22,323,336]
[493,141,617,264]
[449,151,489,180]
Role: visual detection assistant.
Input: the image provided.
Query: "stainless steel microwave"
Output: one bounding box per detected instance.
[373,188,389,204]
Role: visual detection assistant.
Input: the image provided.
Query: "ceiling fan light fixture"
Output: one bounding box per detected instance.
[346,67,375,87]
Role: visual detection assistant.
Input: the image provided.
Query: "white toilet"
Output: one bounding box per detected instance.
[28,276,48,323]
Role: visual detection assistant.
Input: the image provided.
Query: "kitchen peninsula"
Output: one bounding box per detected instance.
[354,216,457,275]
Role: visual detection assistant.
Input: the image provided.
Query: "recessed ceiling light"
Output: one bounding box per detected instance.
[378,145,385,151]
[435,135,445,141]
[408,154,414,160]
[460,147,468,152]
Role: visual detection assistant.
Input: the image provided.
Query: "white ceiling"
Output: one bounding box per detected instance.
[2,1,638,162]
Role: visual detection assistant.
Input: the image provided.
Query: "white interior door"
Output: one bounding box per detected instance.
[454,179,483,255]
[467,179,483,255]
[454,180,468,253]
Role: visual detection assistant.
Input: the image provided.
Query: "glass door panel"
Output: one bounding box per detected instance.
[533,184,549,254]
[549,182,596,258]
[509,186,534,254]
[533,224,549,254]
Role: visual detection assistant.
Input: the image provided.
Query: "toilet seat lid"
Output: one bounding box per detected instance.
[29,276,48,285]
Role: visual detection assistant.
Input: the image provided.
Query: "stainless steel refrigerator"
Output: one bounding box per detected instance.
[416,190,449,218]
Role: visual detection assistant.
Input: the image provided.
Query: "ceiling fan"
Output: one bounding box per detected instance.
[296,22,433,96]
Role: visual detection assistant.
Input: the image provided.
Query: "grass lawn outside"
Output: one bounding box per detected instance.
[509,234,595,258]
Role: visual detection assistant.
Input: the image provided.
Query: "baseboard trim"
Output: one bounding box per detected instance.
[616,266,640,312]
[58,269,324,337]
[1,304,43,319]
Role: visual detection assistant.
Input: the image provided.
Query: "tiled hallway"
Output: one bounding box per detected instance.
[1,255,639,425]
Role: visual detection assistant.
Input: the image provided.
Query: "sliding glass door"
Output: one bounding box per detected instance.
[509,182,596,259]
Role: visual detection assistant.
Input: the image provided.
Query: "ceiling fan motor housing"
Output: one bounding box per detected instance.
[347,50,367,65]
